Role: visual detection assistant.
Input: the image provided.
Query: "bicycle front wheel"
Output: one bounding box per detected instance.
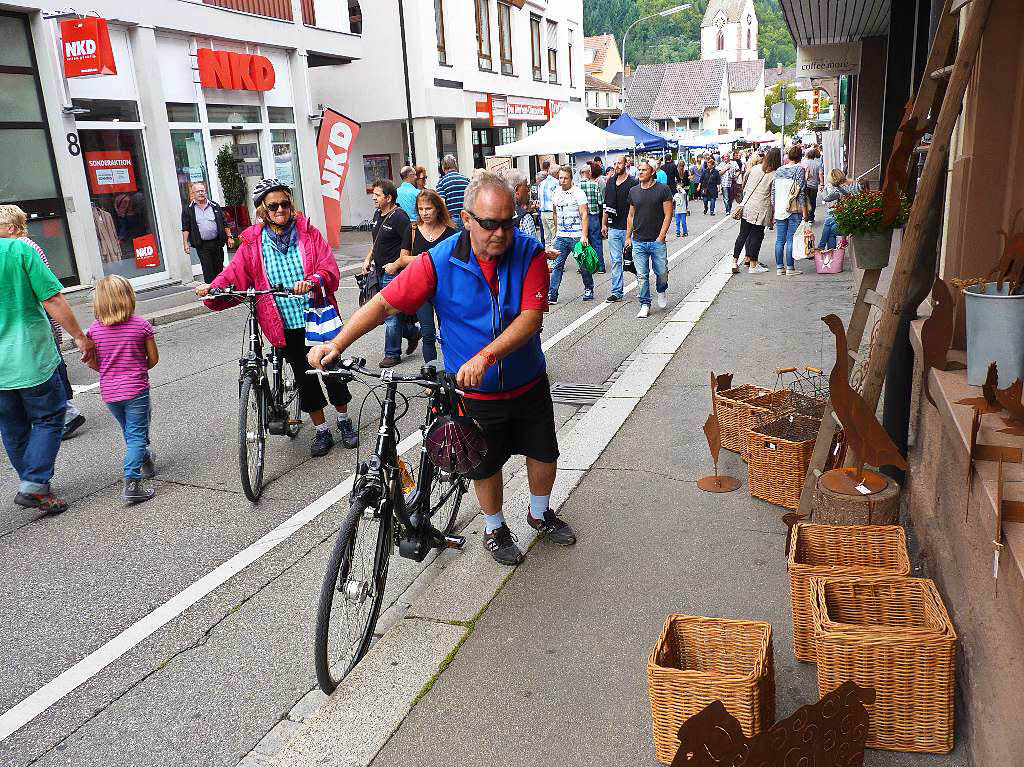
[429,467,467,536]
[239,376,266,502]
[314,496,392,693]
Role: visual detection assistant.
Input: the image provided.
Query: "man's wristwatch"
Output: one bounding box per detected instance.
[477,350,497,367]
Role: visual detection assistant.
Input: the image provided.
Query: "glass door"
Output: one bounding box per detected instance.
[0,12,78,285]
[170,129,211,273]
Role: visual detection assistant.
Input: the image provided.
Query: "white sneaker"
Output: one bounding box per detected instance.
[749,264,769,274]
[776,267,785,275]
[656,292,667,309]
[786,267,802,275]
[636,305,650,319]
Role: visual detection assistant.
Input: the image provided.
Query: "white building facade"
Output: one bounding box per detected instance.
[309,0,585,228]
[0,0,361,290]
[700,0,759,64]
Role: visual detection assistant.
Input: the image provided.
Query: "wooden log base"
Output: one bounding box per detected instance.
[819,467,890,496]
[814,471,900,525]
[697,475,741,493]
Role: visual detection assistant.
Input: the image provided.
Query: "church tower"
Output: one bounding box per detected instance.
[700,0,758,63]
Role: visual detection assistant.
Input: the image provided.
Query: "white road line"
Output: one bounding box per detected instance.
[0,217,736,742]
[541,216,732,351]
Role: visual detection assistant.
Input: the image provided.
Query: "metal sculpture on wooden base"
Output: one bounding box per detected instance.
[698,372,741,493]
[670,680,874,767]
[993,458,1024,591]
[921,276,966,407]
[965,400,1023,521]
[820,315,908,496]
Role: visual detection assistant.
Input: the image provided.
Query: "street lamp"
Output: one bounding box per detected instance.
[621,4,692,110]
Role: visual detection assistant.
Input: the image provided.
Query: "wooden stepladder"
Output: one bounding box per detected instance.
[796,0,996,518]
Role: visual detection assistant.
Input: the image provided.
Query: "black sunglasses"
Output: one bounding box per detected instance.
[465,210,517,231]
[266,200,292,212]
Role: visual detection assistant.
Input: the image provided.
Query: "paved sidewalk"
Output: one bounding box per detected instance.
[370,258,969,765]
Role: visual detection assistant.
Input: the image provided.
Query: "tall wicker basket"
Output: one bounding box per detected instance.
[810,576,957,753]
[747,414,818,510]
[647,614,775,764]
[788,523,911,662]
[714,384,772,456]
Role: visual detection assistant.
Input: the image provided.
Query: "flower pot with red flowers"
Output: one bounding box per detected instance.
[833,191,910,270]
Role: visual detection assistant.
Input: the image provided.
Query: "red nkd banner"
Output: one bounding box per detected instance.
[317,109,361,250]
[133,234,160,269]
[61,18,117,78]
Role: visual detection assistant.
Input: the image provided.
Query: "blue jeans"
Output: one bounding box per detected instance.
[818,214,839,250]
[674,212,688,235]
[416,300,437,364]
[587,215,605,271]
[607,227,627,299]
[379,271,419,358]
[723,186,734,213]
[703,195,717,214]
[107,391,152,480]
[549,236,594,299]
[774,213,802,269]
[632,240,668,307]
[0,368,66,494]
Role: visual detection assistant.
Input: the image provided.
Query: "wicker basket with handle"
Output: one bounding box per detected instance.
[788,523,910,662]
[647,614,775,764]
[747,414,818,510]
[714,384,772,455]
[810,575,957,753]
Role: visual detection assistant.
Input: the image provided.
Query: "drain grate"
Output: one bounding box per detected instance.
[549,382,609,406]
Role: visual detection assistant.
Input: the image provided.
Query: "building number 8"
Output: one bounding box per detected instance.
[67,133,81,156]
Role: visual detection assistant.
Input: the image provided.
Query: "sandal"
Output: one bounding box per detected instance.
[14,491,68,514]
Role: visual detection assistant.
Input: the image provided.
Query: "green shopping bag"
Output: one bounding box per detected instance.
[573,241,599,274]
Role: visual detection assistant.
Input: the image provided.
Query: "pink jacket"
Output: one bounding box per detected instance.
[205,214,340,348]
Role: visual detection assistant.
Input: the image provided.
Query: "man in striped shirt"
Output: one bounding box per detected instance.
[436,154,470,230]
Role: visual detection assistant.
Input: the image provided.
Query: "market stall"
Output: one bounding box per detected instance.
[491,109,635,158]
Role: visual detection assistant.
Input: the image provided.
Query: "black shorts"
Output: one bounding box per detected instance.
[461,375,559,480]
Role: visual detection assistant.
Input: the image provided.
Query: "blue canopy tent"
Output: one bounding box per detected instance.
[605,113,677,151]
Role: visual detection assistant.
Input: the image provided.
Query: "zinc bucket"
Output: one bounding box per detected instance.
[965,281,1024,385]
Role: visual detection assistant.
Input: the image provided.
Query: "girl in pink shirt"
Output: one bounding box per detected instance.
[86,275,159,504]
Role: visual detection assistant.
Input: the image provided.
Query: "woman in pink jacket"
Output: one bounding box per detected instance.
[195,179,356,458]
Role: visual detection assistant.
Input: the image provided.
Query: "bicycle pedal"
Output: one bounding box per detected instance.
[443,535,465,550]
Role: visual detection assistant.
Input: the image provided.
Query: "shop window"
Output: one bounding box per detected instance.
[546,20,558,84]
[80,129,164,279]
[363,154,392,192]
[71,99,140,123]
[166,103,200,122]
[271,129,303,212]
[206,104,262,124]
[171,130,210,208]
[435,0,447,65]
[530,15,542,81]
[0,128,58,201]
[435,123,457,172]
[0,14,32,67]
[268,106,295,124]
[0,74,44,122]
[497,127,516,145]
[475,0,492,71]
[349,0,362,34]
[497,2,513,75]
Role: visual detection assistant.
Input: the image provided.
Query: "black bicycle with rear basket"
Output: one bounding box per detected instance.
[206,286,303,502]
[309,357,475,693]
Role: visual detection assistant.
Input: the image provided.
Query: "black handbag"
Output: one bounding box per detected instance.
[355,270,380,307]
[622,242,637,275]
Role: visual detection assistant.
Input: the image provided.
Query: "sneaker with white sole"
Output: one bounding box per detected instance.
[637,305,650,319]
[749,264,769,274]
[656,292,667,309]
[786,267,802,275]
[776,267,785,275]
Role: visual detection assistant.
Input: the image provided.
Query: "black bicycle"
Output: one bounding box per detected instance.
[310,358,469,693]
[207,286,303,501]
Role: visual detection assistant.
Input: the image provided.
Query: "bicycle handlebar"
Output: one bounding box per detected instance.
[205,284,299,299]
[307,356,458,391]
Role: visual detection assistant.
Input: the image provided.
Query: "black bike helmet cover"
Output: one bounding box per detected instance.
[252,178,292,208]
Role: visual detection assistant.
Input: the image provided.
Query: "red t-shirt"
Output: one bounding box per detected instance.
[380,250,549,399]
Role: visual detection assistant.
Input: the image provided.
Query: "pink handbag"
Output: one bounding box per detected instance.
[814,237,847,274]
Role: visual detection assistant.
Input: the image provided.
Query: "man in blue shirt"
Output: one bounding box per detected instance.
[537,160,560,247]
[435,154,470,230]
[395,166,420,221]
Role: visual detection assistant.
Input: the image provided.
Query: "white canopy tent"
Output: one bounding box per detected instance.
[492,110,635,157]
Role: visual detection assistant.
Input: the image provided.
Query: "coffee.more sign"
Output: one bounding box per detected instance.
[796,41,862,78]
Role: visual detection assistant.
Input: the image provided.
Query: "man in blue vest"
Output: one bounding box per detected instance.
[308,174,575,566]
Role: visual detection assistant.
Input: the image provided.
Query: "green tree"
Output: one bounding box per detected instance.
[764,83,809,136]
[216,145,246,207]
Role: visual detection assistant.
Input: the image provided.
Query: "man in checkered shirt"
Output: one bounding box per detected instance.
[579,164,606,273]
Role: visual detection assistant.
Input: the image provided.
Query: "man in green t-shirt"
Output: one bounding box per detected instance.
[0,238,94,514]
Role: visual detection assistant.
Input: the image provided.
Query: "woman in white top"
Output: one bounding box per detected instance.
[731,148,781,274]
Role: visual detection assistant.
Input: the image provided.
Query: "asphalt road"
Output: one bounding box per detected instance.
[0,207,737,766]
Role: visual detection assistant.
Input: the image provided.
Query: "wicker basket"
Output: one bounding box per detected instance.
[714,384,772,455]
[647,614,775,764]
[788,524,911,662]
[746,414,818,510]
[750,388,828,424]
[810,576,957,753]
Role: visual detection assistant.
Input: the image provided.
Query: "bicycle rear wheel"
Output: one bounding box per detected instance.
[314,494,392,693]
[429,467,466,536]
[239,376,266,502]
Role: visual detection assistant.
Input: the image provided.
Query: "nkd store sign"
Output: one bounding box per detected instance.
[796,41,862,78]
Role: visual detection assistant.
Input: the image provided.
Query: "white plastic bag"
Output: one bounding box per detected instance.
[792,221,814,260]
